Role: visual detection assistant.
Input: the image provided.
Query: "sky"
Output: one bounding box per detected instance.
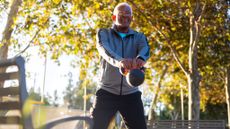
[22,47,80,104]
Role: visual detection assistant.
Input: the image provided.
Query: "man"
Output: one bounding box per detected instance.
[92,2,150,129]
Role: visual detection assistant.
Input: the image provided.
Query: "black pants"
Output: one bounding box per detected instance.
[91,89,147,129]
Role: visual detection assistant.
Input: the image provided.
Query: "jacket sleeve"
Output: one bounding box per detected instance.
[96,29,123,67]
[136,33,150,61]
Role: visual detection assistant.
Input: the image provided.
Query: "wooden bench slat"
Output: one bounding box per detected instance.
[151,120,225,129]
[0,72,19,81]
[0,116,21,124]
[154,128,224,129]
[0,56,34,129]
[0,87,19,96]
[0,102,21,110]
[155,123,224,126]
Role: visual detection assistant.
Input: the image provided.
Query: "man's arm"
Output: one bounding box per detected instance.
[96,29,123,67]
[136,33,150,68]
[137,33,150,61]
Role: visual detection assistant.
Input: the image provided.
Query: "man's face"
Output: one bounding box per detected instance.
[113,6,132,28]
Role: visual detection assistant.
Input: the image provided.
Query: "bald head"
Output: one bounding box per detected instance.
[112,2,133,32]
[113,2,132,16]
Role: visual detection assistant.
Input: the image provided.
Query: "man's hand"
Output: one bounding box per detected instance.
[119,59,133,69]
[119,58,145,69]
[136,58,146,68]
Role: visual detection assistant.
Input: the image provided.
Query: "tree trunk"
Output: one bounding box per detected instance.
[148,65,168,125]
[180,84,185,120]
[225,67,230,127]
[0,0,22,87]
[187,0,203,120]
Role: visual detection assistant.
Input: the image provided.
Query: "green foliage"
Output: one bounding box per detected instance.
[28,87,50,106]
[158,108,174,120]
[74,79,97,110]
[159,80,188,119]
[200,103,227,121]
[63,71,97,110]
[63,72,76,108]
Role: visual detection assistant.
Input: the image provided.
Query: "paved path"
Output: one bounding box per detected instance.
[0,105,86,129]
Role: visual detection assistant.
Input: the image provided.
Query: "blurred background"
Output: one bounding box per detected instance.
[0,0,229,129]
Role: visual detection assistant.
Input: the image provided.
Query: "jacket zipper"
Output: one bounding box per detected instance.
[120,39,124,95]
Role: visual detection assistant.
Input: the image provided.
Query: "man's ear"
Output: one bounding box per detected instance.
[112,15,116,21]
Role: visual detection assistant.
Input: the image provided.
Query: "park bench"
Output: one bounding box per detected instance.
[0,56,93,129]
[150,120,225,129]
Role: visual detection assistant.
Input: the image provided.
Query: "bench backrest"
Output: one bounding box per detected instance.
[0,56,94,129]
[151,120,225,129]
[0,56,33,129]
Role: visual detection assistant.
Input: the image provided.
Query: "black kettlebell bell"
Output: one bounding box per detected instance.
[119,67,145,87]
[126,68,145,87]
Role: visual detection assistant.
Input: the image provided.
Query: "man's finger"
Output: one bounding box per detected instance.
[132,58,137,69]
[136,59,145,68]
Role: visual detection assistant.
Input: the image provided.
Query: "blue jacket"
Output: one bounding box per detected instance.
[96,26,150,95]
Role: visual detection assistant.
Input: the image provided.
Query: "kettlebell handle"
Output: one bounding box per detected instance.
[119,67,145,76]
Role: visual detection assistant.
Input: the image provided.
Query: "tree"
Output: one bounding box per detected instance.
[134,0,204,120]
[1,0,228,122]
[197,0,230,124]
[148,64,169,124]
[28,87,50,105]
[126,0,228,120]
[226,68,230,126]
[63,72,75,109]
[52,90,59,107]
[74,79,97,110]
[63,71,97,110]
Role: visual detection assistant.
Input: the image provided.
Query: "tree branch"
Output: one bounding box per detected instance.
[14,29,40,57]
[192,2,206,51]
[127,0,189,75]
[148,63,169,122]
[14,18,50,57]
[81,12,93,30]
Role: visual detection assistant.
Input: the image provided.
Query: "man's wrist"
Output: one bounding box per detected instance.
[137,56,145,61]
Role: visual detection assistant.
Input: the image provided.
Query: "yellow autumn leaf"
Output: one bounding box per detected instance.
[52,0,61,4]
[171,27,176,31]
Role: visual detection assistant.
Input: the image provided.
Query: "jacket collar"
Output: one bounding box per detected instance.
[111,24,135,36]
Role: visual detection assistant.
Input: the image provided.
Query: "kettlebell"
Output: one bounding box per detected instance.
[119,67,145,87]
